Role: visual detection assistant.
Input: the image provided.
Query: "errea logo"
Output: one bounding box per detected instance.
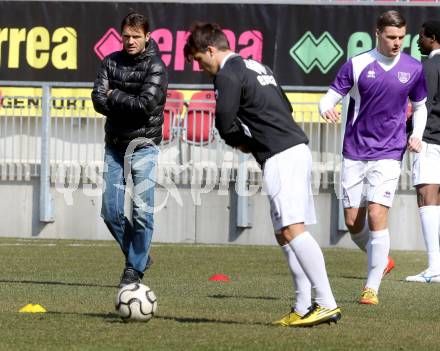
[367,70,375,79]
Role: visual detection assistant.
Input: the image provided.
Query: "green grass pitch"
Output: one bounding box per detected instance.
[0,238,439,351]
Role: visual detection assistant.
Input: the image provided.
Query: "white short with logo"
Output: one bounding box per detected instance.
[263,143,316,232]
[412,142,440,186]
[342,158,401,208]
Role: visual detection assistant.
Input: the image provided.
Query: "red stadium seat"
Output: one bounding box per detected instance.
[163,90,184,143]
[184,90,216,144]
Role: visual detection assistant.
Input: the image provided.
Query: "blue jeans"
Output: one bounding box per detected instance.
[101,143,158,275]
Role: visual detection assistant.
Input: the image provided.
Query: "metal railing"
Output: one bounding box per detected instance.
[0,81,415,224]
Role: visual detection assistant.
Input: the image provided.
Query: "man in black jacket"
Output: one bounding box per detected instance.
[184,22,340,327]
[91,13,167,288]
[407,21,440,283]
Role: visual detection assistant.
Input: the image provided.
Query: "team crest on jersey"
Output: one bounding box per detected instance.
[397,72,410,83]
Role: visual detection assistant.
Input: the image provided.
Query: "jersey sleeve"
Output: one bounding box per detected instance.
[422,59,439,115]
[329,60,354,96]
[214,70,244,147]
[409,65,428,103]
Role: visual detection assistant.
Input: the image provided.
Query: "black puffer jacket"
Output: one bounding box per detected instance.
[91,39,168,147]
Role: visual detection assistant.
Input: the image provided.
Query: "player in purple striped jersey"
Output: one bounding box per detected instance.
[319,10,427,304]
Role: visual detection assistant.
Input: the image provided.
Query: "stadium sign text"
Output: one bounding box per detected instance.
[290,31,421,74]
[347,32,420,60]
[152,29,263,70]
[0,27,77,69]
[94,27,262,72]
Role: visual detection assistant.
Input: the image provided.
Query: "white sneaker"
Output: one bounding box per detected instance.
[405,270,440,283]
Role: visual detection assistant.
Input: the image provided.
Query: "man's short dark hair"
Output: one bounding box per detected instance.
[121,12,149,34]
[184,22,230,61]
[423,20,440,42]
[376,10,406,32]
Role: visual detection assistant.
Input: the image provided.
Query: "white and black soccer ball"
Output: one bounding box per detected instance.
[115,283,157,322]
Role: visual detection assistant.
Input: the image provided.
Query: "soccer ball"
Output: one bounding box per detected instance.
[115,283,157,322]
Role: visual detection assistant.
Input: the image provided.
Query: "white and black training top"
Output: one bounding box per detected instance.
[422,52,440,145]
[213,54,308,166]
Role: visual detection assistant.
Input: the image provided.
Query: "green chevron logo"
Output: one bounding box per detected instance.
[290,32,343,74]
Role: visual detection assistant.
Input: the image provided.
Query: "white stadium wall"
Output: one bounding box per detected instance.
[0,179,425,250]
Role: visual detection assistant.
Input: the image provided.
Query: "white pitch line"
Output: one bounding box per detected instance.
[0,243,57,247]
[67,243,115,247]
[0,241,278,249]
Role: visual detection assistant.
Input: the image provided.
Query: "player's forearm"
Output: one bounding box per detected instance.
[411,98,428,139]
[215,113,243,147]
[319,89,343,115]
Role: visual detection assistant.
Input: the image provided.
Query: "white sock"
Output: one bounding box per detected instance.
[281,244,312,316]
[350,221,369,253]
[419,206,440,274]
[366,229,390,292]
[289,232,337,310]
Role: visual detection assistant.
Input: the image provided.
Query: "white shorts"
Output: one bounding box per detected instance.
[342,158,401,208]
[263,143,316,232]
[412,142,440,186]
